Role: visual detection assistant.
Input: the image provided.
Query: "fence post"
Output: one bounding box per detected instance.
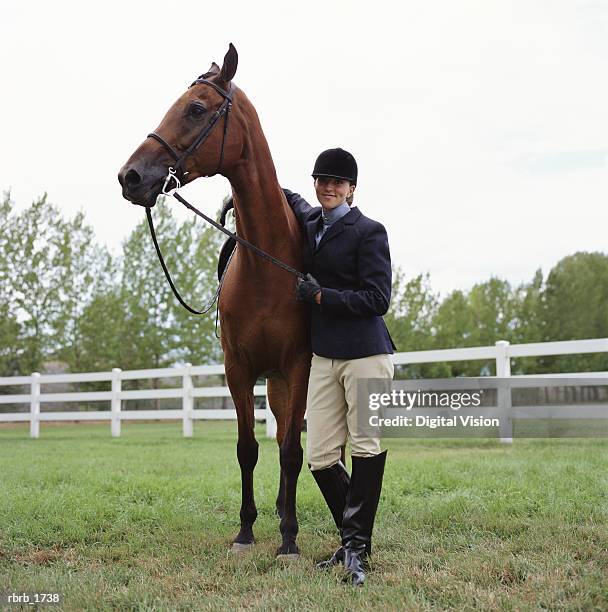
[183,363,193,438]
[495,340,513,444]
[111,368,122,438]
[265,380,277,438]
[30,372,40,439]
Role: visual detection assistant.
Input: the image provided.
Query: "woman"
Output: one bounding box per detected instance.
[283,147,396,586]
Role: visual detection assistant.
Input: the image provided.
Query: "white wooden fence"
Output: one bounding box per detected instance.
[1,338,607,440]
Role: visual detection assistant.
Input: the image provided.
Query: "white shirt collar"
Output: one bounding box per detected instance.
[321,201,350,225]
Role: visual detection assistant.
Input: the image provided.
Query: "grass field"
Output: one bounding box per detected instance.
[1,422,607,611]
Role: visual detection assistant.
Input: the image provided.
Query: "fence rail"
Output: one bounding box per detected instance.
[1,338,607,440]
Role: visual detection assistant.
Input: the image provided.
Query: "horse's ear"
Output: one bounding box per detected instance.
[207,62,220,75]
[218,43,238,85]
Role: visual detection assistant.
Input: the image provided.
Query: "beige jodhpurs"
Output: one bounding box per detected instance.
[306,353,394,471]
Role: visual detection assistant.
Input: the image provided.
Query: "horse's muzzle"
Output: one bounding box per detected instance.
[117,164,164,208]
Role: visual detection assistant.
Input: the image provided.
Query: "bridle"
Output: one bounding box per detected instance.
[140,74,306,317]
[147,76,234,195]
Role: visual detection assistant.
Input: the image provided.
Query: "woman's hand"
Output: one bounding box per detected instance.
[297,274,322,304]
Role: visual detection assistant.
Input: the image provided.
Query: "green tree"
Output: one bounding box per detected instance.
[1,195,72,373]
[118,197,225,370]
[512,269,544,344]
[169,212,225,365]
[468,277,516,346]
[432,278,517,375]
[386,270,436,351]
[541,252,608,373]
[385,270,445,377]
[432,289,477,375]
[511,269,544,374]
[51,212,116,372]
[1,194,115,375]
[75,288,125,371]
[120,201,178,370]
[0,192,22,375]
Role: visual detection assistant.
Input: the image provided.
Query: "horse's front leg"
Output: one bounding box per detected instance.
[227,367,259,549]
[276,472,286,520]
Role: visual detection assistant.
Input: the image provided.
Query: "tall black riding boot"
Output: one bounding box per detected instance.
[311,461,350,568]
[341,450,387,586]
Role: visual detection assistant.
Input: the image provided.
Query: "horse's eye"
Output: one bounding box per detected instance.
[188,104,206,118]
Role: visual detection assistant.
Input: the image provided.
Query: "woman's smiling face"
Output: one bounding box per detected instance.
[314,177,355,209]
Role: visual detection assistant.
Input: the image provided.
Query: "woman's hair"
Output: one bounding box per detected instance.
[346,184,355,206]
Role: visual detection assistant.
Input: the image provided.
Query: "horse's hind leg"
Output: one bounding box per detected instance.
[267,378,288,519]
[226,367,259,549]
[276,362,309,557]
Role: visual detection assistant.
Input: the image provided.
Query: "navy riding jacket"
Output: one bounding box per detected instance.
[284,189,396,359]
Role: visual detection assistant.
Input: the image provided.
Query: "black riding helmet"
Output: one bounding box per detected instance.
[312,148,358,184]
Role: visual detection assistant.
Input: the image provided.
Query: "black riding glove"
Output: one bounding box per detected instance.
[296,273,321,303]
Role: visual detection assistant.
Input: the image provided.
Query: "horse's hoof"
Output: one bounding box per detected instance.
[276,553,301,562]
[276,542,300,558]
[231,542,254,553]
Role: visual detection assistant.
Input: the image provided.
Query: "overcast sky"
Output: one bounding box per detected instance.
[2,0,606,297]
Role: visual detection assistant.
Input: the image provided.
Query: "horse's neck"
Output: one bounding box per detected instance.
[226,117,297,259]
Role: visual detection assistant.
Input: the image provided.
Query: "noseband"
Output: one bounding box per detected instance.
[147,77,234,194]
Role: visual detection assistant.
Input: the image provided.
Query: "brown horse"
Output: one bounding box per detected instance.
[118,44,311,556]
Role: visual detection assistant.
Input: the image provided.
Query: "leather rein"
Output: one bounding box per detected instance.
[144,76,306,316]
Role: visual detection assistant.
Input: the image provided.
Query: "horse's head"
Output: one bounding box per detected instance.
[118,44,240,208]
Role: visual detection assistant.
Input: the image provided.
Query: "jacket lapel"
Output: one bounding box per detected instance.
[306,211,322,253]
[315,207,361,252]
